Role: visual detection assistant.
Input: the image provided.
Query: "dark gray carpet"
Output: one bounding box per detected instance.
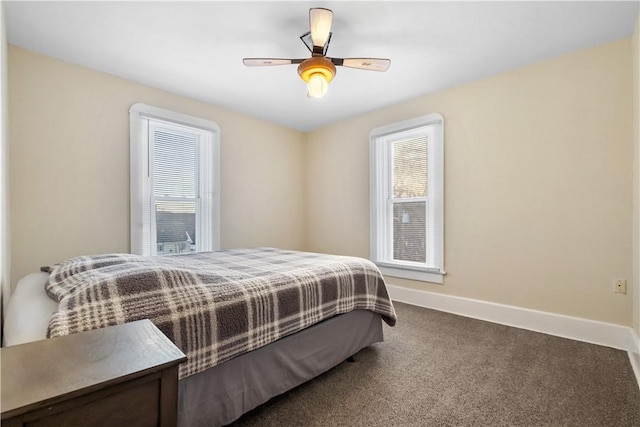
[230,302,640,426]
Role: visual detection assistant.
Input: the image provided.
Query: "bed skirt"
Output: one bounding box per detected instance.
[178,310,383,427]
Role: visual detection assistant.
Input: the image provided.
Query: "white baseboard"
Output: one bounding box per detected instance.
[387,284,634,352]
[629,330,640,390]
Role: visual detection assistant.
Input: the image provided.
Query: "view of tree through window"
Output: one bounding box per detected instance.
[392,135,428,263]
[393,136,427,198]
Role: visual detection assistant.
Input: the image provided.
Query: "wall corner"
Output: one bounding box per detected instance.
[0,1,11,342]
[632,11,640,338]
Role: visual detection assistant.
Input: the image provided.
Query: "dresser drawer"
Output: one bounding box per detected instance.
[26,375,160,427]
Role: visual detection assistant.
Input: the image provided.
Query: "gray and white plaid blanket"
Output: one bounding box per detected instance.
[45,248,397,379]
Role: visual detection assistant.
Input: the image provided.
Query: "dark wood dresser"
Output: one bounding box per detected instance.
[1,319,187,427]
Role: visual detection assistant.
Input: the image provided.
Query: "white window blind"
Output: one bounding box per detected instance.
[390,133,428,264]
[130,103,220,256]
[370,114,444,284]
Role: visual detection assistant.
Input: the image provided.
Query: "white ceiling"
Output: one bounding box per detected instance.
[4,1,639,131]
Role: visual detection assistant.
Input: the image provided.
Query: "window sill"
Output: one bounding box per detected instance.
[377,264,445,285]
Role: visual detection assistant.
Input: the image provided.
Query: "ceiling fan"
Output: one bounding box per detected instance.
[243,8,391,98]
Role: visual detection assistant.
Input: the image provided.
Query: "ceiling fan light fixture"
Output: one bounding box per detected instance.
[297,57,336,98]
[307,74,328,98]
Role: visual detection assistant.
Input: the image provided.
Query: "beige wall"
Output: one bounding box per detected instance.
[7,36,636,328]
[8,46,307,287]
[633,12,640,335]
[307,38,633,326]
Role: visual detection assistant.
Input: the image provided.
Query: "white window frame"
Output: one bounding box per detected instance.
[370,114,445,284]
[129,103,220,256]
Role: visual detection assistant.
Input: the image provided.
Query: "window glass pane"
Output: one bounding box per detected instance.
[393,201,426,263]
[393,136,427,198]
[155,200,196,255]
[153,128,199,198]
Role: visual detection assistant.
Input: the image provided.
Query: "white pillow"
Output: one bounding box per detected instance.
[3,272,58,346]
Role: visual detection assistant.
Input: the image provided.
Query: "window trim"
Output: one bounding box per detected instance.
[369,114,445,284]
[129,103,220,256]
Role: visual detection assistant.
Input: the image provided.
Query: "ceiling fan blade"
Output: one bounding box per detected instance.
[331,58,391,72]
[242,58,304,67]
[309,8,333,49]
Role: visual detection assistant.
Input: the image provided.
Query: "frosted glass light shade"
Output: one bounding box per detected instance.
[307,74,328,98]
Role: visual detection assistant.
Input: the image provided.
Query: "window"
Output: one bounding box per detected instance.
[370,114,444,283]
[130,103,220,256]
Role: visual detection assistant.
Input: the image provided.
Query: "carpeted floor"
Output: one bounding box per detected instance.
[230,301,640,426]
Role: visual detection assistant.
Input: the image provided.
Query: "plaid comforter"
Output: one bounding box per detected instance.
[45,248,397,379]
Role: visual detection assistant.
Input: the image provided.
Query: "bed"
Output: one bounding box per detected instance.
[3,248,396,426]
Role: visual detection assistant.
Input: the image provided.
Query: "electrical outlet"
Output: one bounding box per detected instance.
[613,279,627,294]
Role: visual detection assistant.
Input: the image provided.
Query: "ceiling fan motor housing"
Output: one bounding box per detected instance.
[297,56,336,83]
